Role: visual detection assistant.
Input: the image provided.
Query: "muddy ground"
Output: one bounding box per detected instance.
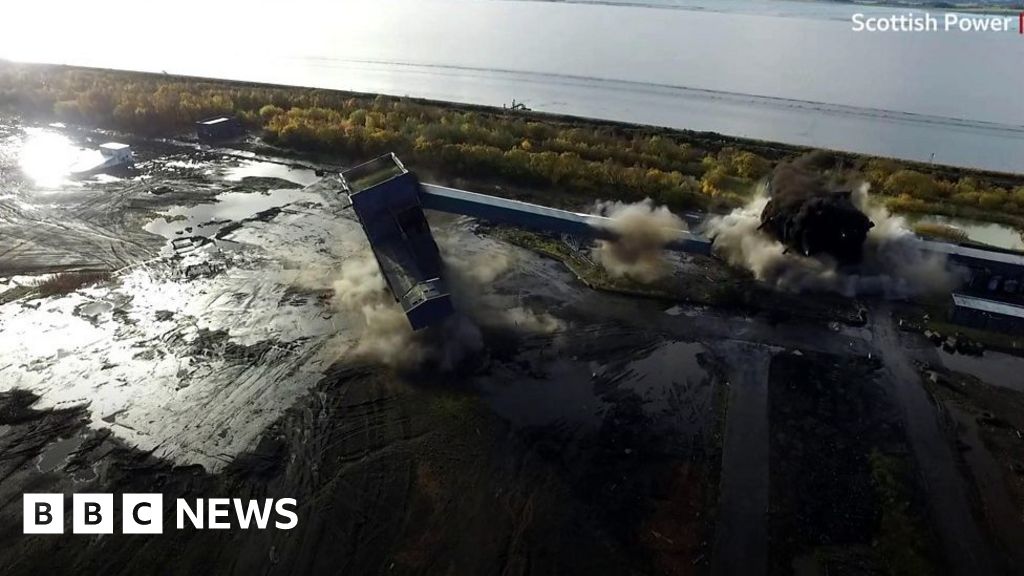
[767,351,936,575]
[1,120,1023,575]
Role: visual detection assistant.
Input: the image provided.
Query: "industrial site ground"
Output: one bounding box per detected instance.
[1,119,1023,576]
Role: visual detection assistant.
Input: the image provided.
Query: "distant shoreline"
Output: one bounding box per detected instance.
[2,61,1023,233]
[839,0,1021,14]
[498,0,1023,15]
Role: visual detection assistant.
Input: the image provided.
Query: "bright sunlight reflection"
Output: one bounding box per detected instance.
[18,129,79,188]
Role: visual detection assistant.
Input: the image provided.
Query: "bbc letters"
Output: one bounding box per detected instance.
[24,493,298,534]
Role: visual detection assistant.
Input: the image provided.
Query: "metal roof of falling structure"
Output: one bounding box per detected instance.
[952,293,1024,320]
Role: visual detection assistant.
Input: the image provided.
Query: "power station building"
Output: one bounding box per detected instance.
[341,152,713,331]
[917,239,1024,334]
[341,154,455,330]
[950,293,1024,335]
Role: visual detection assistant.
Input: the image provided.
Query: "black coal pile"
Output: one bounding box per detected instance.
[758,160,874,265]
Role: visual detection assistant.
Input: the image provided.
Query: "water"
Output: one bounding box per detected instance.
[2,0,1022,173]
[223,160,320,187]
[144,188,326,239]
[616,341,712,426]
[480,340,714,430]
[910,214,1024,251]
[37,435,87,473]
[17,129,84,188]
[16,128,130,188]
[941,349,1024,392]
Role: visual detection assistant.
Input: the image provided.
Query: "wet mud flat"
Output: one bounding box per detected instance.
[0,120,728,574]
[767,351,940,575]
[480,325,728,574]
[920,364,1024,572]
[0,123,319,277]
[0,324,726,575]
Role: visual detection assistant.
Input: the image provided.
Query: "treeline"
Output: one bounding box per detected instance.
[865,159,1024,226]
[2,63,1022,222]
[0,64,773,211]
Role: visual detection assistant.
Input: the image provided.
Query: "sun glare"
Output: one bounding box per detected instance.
[19,130,78,188]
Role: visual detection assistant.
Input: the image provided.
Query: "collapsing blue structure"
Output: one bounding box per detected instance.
[341,154,455,331]
[344,155,1024,333]
[341,153,709,331]
[420,183,712,255]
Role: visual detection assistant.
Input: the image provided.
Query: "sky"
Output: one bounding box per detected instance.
[2,2,270,68]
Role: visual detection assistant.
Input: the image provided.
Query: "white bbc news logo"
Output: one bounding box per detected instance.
[24,494,298,534]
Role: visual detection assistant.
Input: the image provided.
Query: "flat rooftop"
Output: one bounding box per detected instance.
[952,293,1024,320]
[918,239,1024,269]
[343,154,407,194]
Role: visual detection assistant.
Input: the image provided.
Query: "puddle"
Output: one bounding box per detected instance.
[144,188,325,239]
[224,160,319,186]
[37,434,87,473]
[910,214,1024,252]
[661,303,709,319]
[613,341,712,430]
[479,358,605,428]
[939,350,1024,392]
[480,340,713,433]
[75,301,114,321]
[157,158,213,177]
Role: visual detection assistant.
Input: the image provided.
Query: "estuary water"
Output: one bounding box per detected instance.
[2,0,1022,172]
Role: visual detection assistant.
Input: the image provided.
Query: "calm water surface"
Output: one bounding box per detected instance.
[3,0,1022,171]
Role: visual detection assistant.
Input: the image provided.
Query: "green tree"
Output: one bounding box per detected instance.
[884,170,938,199]
[259,104,284,120]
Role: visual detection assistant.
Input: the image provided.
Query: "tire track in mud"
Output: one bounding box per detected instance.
[0,197,160,273]
[0,137,246,277]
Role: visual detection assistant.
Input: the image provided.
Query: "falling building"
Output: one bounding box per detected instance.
[340,154,707,330]
[340,154,455,331]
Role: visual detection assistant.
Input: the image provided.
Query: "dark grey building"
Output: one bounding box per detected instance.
[919,239,1024,278]
[950,293,1024,335]
[196,116,243,141]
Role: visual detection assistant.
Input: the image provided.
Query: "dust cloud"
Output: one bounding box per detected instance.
[707,183,961,297]
[297,228,564,371]
[441,242,566,335]
[316,253,480,371]
[758,161,873,264]
[591,198,687,283]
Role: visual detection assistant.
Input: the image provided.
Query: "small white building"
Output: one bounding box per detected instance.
[99,142,132,164]
[71,142,133,176]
